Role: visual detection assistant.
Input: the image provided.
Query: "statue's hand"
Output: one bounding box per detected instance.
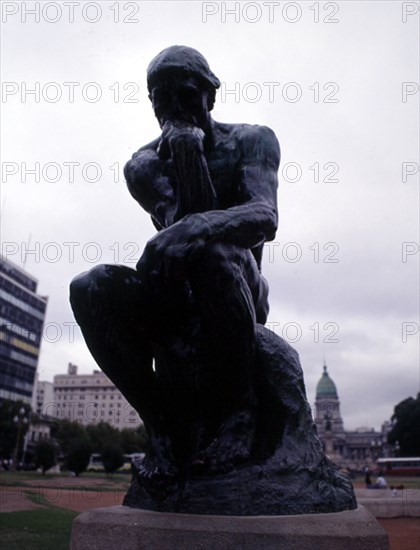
[137,214,209,280]
[158,120,205,159]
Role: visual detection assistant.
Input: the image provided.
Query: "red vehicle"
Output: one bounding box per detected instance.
[376,457,420,476]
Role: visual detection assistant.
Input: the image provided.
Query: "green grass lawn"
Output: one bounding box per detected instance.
[0,471,131,549]
[0,507,78,550]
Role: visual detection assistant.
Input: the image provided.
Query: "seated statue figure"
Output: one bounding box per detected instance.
[70,46,356,515]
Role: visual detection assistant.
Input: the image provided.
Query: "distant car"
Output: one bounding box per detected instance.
[87,453,104,472]
[87,452,145,472]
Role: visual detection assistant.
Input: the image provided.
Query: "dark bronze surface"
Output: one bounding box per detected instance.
[70,46,356,515]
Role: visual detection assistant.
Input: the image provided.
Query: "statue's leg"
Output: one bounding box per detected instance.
[187,243,267,472]
[69,264,176,477]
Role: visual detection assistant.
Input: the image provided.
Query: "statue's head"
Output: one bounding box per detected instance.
[147,46,220,129]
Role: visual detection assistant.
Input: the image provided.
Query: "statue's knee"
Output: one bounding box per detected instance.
[69,265,112,309]
[69,272,89,305]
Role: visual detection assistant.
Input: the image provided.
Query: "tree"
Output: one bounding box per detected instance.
[66,437,92,476]
[120,426,148,454]
[388,393,420,456]
[101,443,124,475]
[51,419,89,456]
[34,439,57,474]
[86,422,121,453]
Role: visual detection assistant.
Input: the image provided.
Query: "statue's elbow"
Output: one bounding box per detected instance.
[124,160,134,187]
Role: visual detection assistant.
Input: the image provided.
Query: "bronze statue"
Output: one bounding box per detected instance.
[70,46,356,515]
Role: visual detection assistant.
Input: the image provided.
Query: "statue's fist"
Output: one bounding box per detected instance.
[158,120,204,159]
[136,215,209,281]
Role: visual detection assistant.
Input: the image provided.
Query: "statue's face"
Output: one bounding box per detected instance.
[150,73,210,130]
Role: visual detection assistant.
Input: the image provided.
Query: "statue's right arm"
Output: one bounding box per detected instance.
[124,145,175,229]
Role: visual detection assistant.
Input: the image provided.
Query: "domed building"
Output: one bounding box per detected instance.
[314,363,346,459]
[313,363,391,470]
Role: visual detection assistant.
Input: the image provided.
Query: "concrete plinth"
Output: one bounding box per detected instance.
[70,505,388,550]
[356,488,420,518]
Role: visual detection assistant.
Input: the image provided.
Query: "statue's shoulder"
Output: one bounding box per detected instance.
[128,137,160,162]
[214,121,280,162]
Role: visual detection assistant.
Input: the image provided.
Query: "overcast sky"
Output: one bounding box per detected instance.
[1,1,419,431]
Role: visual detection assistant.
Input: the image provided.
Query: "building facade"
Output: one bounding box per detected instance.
[50,363,142,429]
[0,256,47,404]
[314,363,391,470]
[33,379,54,416]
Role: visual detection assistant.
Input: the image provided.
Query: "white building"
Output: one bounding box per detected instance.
[34,379,54,416]
[50,363,142,429]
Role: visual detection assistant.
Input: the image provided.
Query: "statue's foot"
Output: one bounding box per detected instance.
[137,452,178,480]
[136,434,178,481]
[135,435,179,500]
[195,410,255,475]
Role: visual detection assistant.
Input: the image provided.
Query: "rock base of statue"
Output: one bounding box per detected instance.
[124,455,354,516]
[124,326,357,515]
[70,505,389,550]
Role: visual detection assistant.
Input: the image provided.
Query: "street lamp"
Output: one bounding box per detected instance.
[12,407,29,471]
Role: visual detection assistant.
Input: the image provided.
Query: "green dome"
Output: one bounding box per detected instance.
[316,365,338,398]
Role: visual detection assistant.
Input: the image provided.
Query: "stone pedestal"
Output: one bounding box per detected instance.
[70,505,388,550]
[356,487,420,517]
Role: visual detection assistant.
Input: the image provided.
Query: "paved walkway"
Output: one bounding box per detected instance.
[1,484,125,513]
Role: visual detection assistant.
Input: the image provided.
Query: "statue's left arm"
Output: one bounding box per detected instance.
[199,124,280,248]
[137,125,280,275]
